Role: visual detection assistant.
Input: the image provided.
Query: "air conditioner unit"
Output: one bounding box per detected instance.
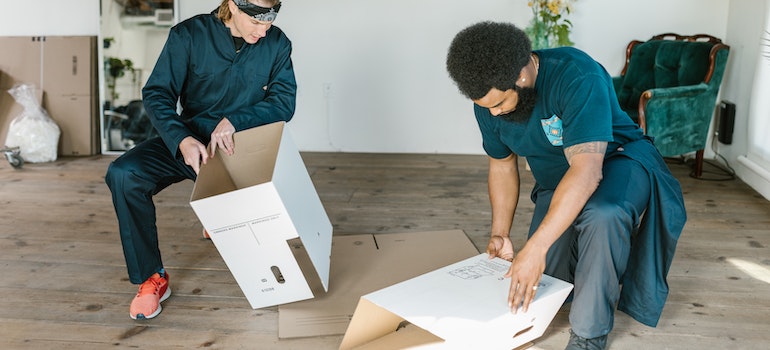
[154,9,174,26]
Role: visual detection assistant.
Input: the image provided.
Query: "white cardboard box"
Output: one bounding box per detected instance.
[340,253,573,350]
[190,122,333,309]
[278,230,480,339]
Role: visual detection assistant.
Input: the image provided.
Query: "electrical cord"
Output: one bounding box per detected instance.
[675,134,739,181]
[664,154,735,181]
[692,155,736,181]
[697,129,738,181]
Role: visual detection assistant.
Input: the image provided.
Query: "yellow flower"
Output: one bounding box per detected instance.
[530,0,574,16]
[547,2,560,15]
[525,0,577,49]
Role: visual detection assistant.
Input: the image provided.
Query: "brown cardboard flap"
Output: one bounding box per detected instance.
[225,121,284,188]
[349,321,444,350]
[338,298,409,350]
[288,237,327,297]
[191,122,286,201]
[190,151,237,201]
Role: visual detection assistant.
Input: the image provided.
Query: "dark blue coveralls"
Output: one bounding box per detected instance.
[105,12,297,285]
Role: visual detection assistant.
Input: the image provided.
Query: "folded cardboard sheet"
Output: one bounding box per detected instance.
[278,230,479,339]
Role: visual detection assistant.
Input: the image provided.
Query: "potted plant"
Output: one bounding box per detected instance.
[105,56,136,107]
[524,0,578,50]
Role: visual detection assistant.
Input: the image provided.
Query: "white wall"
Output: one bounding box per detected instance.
[179,0,220,20]
[0,0,100,36]
[276,0,729,154]
[276,0,527,154]
[721,0,770,199]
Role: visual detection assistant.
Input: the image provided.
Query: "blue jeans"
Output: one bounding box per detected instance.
[105,137,197,284]
[528,155,650,339]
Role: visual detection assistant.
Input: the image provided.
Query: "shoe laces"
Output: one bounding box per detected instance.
[137,273,164,297]
[568,330,607,350]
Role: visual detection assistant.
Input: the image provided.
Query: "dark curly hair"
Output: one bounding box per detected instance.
[446,22,532,100]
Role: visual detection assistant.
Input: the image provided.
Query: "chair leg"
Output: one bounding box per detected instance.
[692,149,704,178]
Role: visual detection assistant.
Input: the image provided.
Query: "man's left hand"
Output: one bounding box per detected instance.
[505,243,547,314]
[209,118,236,157]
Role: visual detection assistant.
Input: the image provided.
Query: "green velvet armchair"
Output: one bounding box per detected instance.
[612,33,730,178]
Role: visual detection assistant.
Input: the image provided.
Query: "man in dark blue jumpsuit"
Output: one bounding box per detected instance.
[105,0,296,320]
[446,22,686,350]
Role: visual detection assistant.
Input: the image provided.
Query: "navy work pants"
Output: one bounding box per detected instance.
[105,137,197,284]
[528,155,650,339]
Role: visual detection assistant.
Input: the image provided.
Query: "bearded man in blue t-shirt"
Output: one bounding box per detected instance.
[446,22,686,350]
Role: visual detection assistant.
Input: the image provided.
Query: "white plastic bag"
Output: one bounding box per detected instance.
[4,84,60,163]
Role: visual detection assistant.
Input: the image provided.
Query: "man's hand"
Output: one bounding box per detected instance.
[486,235,514,262]
[179,136,209,174]
[209,118,236,157]
[505,243,547,314]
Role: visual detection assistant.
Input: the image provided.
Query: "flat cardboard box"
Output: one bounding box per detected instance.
[278,230,480,339]
[0,36,99,156]
[45,93,99,156]
[339,253,573,350]
[43,36,100,156]
[190,121,333,309]
[0,37,42,148]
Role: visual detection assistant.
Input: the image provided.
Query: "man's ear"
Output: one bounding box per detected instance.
[227,0,238,14]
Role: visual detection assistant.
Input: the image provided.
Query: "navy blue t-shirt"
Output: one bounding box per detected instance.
[475,47,644,189]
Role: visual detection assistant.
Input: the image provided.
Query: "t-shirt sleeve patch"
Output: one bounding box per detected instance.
[541,115,563,146]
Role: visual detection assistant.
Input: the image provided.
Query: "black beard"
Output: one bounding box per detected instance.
[498,86,537,123]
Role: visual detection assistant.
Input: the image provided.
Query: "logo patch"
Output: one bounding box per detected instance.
[541,115,563,146]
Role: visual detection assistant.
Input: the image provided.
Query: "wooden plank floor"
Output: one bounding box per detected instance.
[0,152,768,349]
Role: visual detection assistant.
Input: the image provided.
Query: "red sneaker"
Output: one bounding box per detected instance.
[129,271,170,320]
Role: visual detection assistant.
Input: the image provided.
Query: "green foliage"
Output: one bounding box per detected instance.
[107,57,134,80]
[105,57,135,103]
[524,0,576,50]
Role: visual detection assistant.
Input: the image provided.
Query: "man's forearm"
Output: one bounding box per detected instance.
[527,152,604,252]
[488,154,520,237]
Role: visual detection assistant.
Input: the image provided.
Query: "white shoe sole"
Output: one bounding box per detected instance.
[130,287,171,320]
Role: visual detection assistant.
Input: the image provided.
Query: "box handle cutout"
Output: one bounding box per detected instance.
[513,324,534,338]
[271,266,286,284]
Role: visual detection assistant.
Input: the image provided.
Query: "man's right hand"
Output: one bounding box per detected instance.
[486,235,514,262]
[179,136,209,174]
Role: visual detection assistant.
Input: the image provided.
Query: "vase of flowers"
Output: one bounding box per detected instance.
[525,0,577,49]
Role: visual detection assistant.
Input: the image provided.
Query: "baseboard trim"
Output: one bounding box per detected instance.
[737,155,770,200]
